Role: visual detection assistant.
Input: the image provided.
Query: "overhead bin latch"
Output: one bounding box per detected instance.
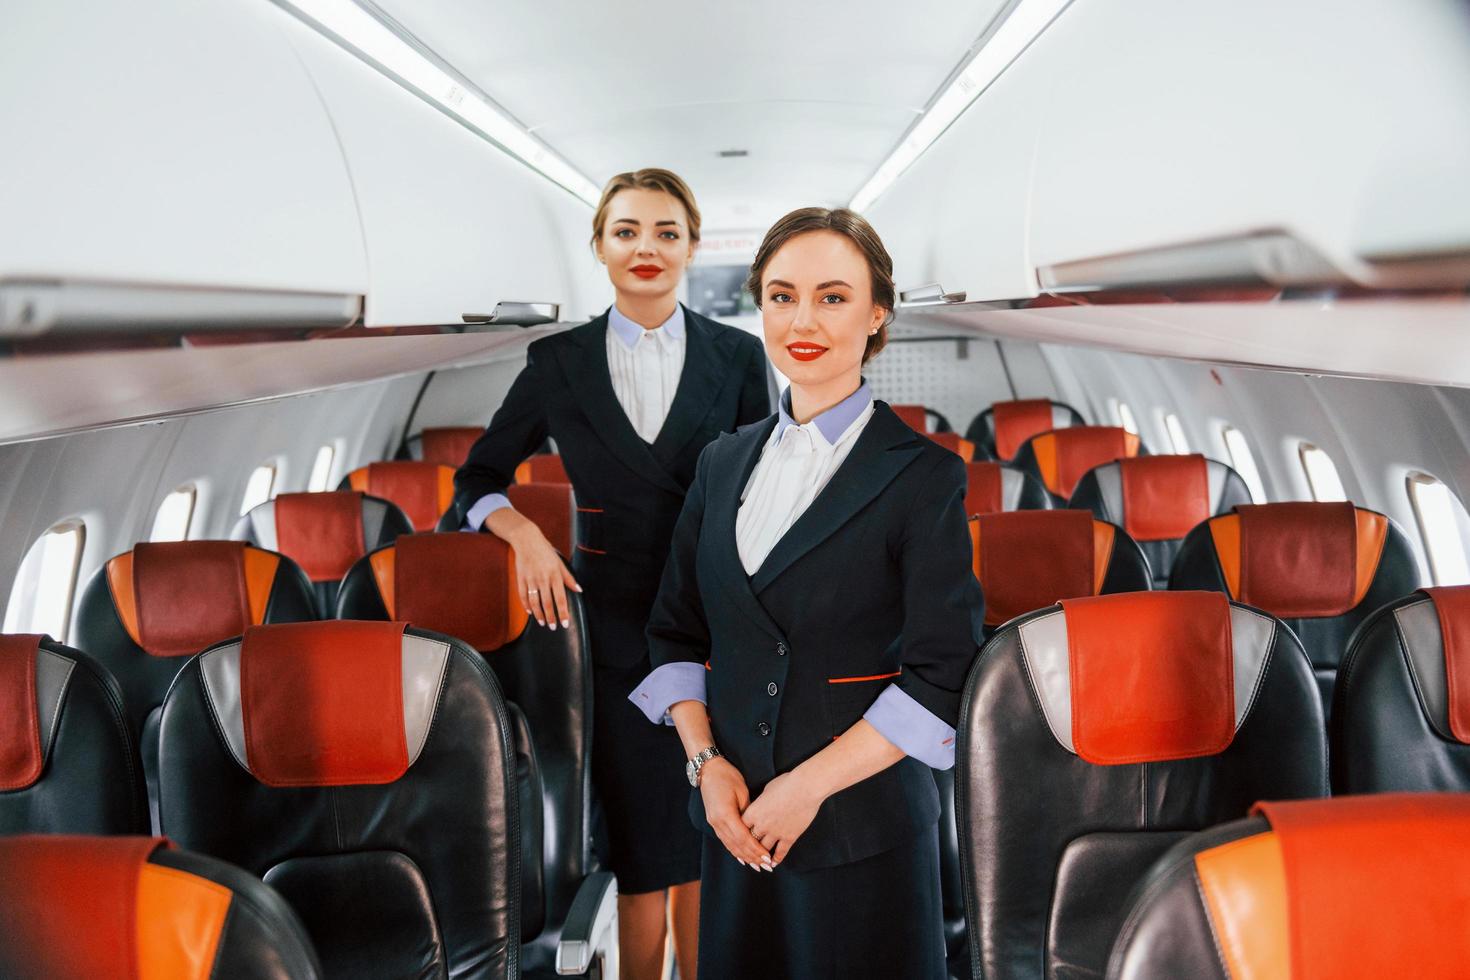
[462,301,560,327]
[898,282,967,305]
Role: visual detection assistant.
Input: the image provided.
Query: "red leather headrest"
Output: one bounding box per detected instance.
[349,462,455,532]
[241,621,412,786]
[1423,586,1470,743]
[514,454,570,486]
[1235,794,1470,979]
[1032,426,1140,499]
[1120,454,1210,541]
[369,534,529,651]
[0,634,43,791]
[927,432,975,461]
[418,426,482,469]
[273,492,367,582]
[507,483,575,556]
[1209,503,1388,618]
[1062,591,1234,764]
[992,399,1056,461]
[0,835,232,980]
[891,404,927,433]
[965,462,1004,516]
[972,511,1113,626]
[107,542,278,657]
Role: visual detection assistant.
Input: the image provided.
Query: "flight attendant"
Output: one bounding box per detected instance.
[452,168,770,980]
[630,207,984,978]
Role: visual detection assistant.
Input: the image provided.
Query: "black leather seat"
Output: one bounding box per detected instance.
[338,461,456,532]
[958,591,1327,980]
[1169,501,1420,710]
[335,533,607,977]
[891,402,954,434]
[514,452,571,486]
[1107,793,1470,980]
[399,426,485,468]
[1332,585,1470,793]
[0,633,146,835]
[73,541,316,828]
[964,461,1052,516]
[438,482,579,555]
[159,621,544,980]
[232,491,412,618]
[1012,426,1146,506]
[0,833,322,978]
[1069,455,1252,587]
[966,398,1087,462]
[928,431,977,461]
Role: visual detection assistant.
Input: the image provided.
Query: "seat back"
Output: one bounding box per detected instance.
[966,398,1087,461]
[507,483,577,556]
[926,431,976,461]
[1107,794,1470,980]
[0,834,322,979]
[515,453,570,486]
[400,426,485,468]
[1332,586,1470,793]
[1070,455,1252,586]
[232,491,412,617]
[890,403,954,434]
[340,461,456,532]
[159,621,520,980]
[969,510,1153,632]
[74,541,316,827]
[0,634,146,835]
[1169,502,1420,708]
[958,591,1326,980]
[335,533,591,956]
[964,461,1052,515]
[1013,426,1145,503]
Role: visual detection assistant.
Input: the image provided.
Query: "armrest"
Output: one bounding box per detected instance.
[555,871,618,976]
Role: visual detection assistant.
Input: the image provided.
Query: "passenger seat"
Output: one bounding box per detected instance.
[1011,426,1144,505]
[964,461,1052,515]
[1332,585,1470,794]
[926,431,976,461]
[890,402,954,435]
[0,834,322,978]
[516,453,571,486]
[0,634,146,834]
[338,461,456,532]
[966,398,1086,462]
[1107,794,1470,980]
[958,592,1326,980]
[232,491,412,617]
[399,425,485,468]
[1169,501,1419,710]
[1069,454,1252,587]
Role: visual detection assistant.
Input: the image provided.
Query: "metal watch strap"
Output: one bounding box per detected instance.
[686,745,721,787]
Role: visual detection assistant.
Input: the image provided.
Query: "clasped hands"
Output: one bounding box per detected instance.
[700,757,822,871]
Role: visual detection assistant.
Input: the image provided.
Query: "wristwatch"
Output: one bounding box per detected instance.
[686,745,722,787]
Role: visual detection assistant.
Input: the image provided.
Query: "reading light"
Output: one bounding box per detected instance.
[272,0,601,206]
[849,0,1073,213]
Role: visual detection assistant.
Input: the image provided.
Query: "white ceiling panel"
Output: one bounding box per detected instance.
[370,0,1009,231]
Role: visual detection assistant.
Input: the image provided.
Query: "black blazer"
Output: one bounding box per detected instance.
[646,402,985,871]
[451,306,770,667]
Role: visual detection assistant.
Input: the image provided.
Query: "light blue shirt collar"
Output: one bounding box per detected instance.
[776,381,873,445]
[607,303,686,349]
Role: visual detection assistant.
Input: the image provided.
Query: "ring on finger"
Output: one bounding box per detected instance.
[527,588,540,594]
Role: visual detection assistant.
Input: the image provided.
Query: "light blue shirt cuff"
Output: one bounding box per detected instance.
[863,684,957,770]
[463,493,512,532]
[629,661,707,726]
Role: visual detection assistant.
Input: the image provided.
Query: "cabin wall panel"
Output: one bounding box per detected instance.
[404,359,529,439]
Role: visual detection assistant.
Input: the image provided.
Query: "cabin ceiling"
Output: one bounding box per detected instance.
[371,0,1009,230]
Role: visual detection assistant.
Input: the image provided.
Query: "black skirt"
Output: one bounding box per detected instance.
[697,822,946,980]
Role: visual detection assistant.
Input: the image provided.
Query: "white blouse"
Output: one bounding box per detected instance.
[735,383,875,575]
[605,303,686,443]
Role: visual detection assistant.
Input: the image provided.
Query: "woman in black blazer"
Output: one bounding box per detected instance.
[451,169,770,980]
[632,207,984,978]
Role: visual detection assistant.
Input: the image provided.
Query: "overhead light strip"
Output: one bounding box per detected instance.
[849,0,1073,213]
[271,0,601,206]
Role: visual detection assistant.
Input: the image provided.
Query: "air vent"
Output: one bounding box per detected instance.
[718,149,749,158]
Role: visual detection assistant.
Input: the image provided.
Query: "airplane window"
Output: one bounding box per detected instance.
[307,445,336,493]
[1221,426,1267,503]
[2,521,84,640]
[1113,400,1139,435]
[240,463,278,516]
[151,486,197,542]
[1407,473,1470,586]
[1298,443,1347,502]
[1164,413,1190,454]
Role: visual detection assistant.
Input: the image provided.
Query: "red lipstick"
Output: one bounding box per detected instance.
[630,265,663,279]
[786,342,828,362]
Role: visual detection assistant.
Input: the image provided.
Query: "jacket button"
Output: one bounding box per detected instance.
[767,682,778,696]
[757,722,771,737]
[776,642,788,656]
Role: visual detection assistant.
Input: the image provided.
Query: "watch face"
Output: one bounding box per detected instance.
[685,760,698,787]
